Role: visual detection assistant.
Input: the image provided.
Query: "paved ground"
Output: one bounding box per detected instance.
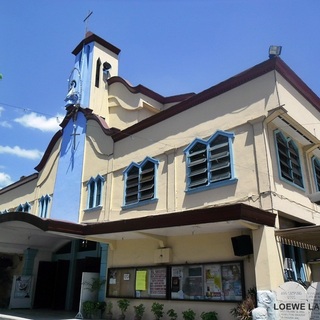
[0,309,78,320]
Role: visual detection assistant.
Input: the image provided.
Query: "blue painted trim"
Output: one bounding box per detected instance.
[86,175,105,209]
[122,197,158,210]
[274,129,305,191]
[311,156,320,192]
[84,205,103,213]
[184,130,236,193]
[123,157,159,207]
[38,194,51,218]
[185,178,238,195]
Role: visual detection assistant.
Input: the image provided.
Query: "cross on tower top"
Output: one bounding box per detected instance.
[83,11,93,34]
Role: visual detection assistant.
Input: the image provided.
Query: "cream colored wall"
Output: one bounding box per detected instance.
[89,42,119,120]
[0,179,38,213]
[0,137,61,216]
[107,231,255,319]
[263,71,320,224]
[80,119,114,222]
[108,231,255,286]
[103,71,320,226]
[266,120,320,225]
[276,73,320,139]
[252,226,283,291]
[33,139,61,218]
[107,73,280,219]
[107,297,236,320]
[107,81,164,129]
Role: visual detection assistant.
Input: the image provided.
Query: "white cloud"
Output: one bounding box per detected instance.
[0,121,12,128]
[14,112,63,132]
[0,106,4,115]
[0,145,43,160]
[0,172,14,189]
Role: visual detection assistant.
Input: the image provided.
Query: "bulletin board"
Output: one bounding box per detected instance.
[106,261,244,302]
[107,267,167,299]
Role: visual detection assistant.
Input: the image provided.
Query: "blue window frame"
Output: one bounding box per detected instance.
[184,130,236,193]
[283,245,307,283]
[39,194,51,218]
[312,156,320,192]
[123,157,159,207]
[274,130,304,188]
[16,202,31,213]
[86,175,105,209]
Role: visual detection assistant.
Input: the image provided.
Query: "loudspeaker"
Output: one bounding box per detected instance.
[231,235,253,256]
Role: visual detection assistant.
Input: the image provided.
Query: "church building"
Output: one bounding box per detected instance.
[1,32,320,318]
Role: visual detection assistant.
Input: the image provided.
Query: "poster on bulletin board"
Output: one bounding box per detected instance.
[135,270,147,290]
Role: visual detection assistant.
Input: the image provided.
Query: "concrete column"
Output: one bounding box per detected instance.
[99,243,108,301]
[66,240,78,310]
[248,117,273,210]
[252,225,283,291]
[22,248,38,276]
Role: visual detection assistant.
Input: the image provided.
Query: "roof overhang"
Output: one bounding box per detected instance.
[0,204,276,253]
[275,225,320,251]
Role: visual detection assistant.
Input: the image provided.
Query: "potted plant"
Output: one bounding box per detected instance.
[151,302,164,320]
[82,300,97,319]
[105,301,113,320]
[133,303,145,320]
[117,298,130,320]
[200,311,218,320]
[84,277,106,292]
[230,287,256,320]
[82,277,107,318]
[167,308,178,320]
[96,301,106,318]
[182,308,196,320]
[82,300,106,319]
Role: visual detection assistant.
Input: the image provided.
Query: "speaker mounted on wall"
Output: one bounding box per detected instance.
[231,235,253,256]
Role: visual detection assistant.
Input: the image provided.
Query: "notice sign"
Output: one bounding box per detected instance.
[274,282,309,320]
[135,270,147,291]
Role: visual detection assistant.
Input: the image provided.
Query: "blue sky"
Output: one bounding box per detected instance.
[0,0,320,188]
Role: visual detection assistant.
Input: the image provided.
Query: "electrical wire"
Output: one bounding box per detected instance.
[0,101,63,120]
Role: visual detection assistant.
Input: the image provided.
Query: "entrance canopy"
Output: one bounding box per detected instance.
[0,204,276,253]
[275,225,320,251]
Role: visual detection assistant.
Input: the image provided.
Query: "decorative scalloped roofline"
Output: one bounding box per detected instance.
[112,57,320,142]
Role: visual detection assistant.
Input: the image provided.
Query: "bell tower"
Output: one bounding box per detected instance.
[64,32,121,118]
[51,33,120,223]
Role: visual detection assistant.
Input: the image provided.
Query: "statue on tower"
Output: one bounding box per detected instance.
[64,68,81,107]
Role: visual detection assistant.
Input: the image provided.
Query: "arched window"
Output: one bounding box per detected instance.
[39,194,51,218]
[95,58,101,88]
[16,202,31,213]
[184,131,236,192]
[86,175,105,209]
[123,157,159,207]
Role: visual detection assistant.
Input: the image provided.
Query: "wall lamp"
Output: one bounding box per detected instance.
[269,45,282,59]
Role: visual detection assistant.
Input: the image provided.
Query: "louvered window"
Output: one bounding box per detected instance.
[16,202,31,213]
[184,131,236,192]
[124,157,158,206]
[312,157,320,191]
[39,194,51,218]
[86,175,105,209]
[275,131,303,188]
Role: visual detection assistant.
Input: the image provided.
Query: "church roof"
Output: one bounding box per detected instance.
[72,31,121,56]
[112,57,320,141]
